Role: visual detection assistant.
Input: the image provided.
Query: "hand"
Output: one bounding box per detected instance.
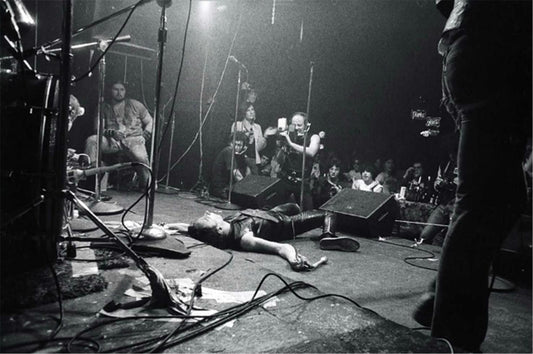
[404,166,415,178]
[143,130,152,141]
[233,169,244,182]
[67,148,76,159]
[103,129,125,140]
[264,126,278,136]
[311,164,320,178]
[114,130,126,140]
[278,130,291,143]
[434,176,444,189]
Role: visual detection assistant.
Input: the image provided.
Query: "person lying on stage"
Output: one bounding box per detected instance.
[164,203,360,271]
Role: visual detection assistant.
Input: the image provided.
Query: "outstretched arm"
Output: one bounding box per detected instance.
[163,223,190,232]
[239,230,316,271]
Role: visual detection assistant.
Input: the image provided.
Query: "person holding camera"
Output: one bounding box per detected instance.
[275,112,321,210]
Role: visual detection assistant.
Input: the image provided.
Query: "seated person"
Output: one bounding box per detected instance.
[210,131,251,199]
[258,154,272,177]
[66,94,88,164]
[313,156,349,207]
[418,157,458,246]
[84,81,152,191]
[375,158,396,185]
[352,168,383,193]
[401,161,430,202]
[343,153,363,181]
[231,103,277,174]
[382,176,400,195]
[166,203,360,271]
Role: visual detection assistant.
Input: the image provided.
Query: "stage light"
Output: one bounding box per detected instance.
[198,1,212,22]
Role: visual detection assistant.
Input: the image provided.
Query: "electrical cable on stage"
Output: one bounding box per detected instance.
[118,162,153,240]
[371,237,439,271]
[53,254,390,353]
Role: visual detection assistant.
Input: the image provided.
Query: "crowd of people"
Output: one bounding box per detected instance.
[210,89,444,212]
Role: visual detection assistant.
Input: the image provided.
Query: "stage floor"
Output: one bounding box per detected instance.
[1,190,531,353]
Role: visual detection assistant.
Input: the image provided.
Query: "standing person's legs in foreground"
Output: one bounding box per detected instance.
[419,204,450,245]
[429,33,527,351]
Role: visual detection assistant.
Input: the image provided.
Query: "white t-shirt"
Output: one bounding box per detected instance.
[352,179,383,193]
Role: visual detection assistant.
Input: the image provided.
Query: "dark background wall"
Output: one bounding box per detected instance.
[20,0,454,188]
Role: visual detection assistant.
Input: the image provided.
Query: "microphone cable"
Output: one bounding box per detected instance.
[156,2,245,184]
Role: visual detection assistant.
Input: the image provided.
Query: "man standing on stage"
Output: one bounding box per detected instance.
[413,0,530,351]
[84,81,152,191]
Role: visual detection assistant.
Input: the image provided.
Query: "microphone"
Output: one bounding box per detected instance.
[156,0,172,8]
[229,55,247,69]
[96,35,131,51]
[68,162,134,182]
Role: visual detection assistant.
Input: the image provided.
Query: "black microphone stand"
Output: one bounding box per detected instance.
[64,189,187,313]
[217,65,244,211]
[87,44,125,215]
[136,0,171,239]
[19,0,187,314]
[299,61,314,208]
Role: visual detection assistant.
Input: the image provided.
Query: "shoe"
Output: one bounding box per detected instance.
[319,236,360,252]
[310,231,333,241]
[412,292,435,327]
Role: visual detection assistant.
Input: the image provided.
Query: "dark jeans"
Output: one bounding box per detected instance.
[431,31,528,350]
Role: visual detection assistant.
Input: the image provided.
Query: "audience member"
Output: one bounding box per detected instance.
[210,131,251,199]
[313,156,349,207]
[344,153,363,181]
[402,162,430,202]
[382,176,400,195]
[84,81,152,191]
[231,103,277,174]
[352,168,383,193]
[375,158,396,185]
[277,112,321,210]
[419,154,457,246]
[258,154,272,177]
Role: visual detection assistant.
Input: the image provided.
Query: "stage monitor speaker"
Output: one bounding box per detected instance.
[231,175,283,208]
[320,188,399,238]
